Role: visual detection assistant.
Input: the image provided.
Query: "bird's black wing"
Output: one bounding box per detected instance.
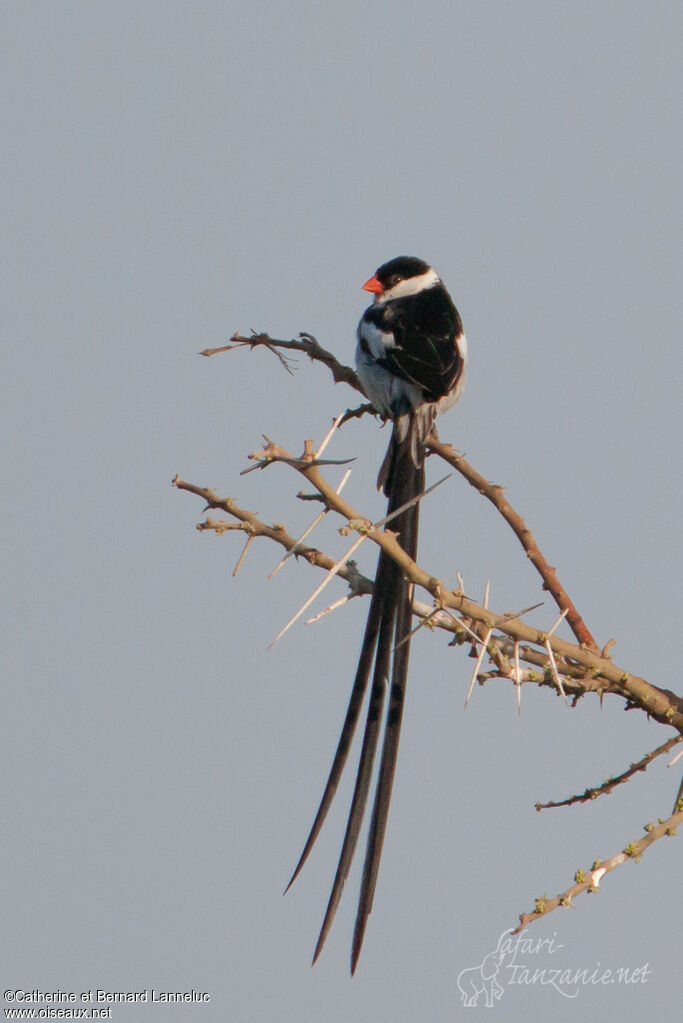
[376,289,463,401]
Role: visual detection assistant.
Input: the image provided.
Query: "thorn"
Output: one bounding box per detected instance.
[482,580,490,610]
[543,609,569,701]
[336,466,353,492]
[305,594,352,624]
[374,473,451,528]
[268,510,327,579]
[454,616,484,647]
[393,607,441,651]
[269,534,367,647]
[464,628,492,707]
[514,641,522,715]
[546,607,569,638]
[315,412,344,459]
[269,473,448,648]
[233,534,255,577]
[494,601,544,628]
[268,468,352,579]
[545,638,567,702]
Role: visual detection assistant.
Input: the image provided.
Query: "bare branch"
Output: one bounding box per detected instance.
[269,533,369,648]
[338,402,376,426]
[269,473,449,647]
[269,467,352,579]
[171,474,373,593]
[427,437,598,649]
[197,331,600,648]
[513,805,683,933]
[179,324,683,956]
[174,434,683,732]
[202,331,363,392]
[240,440,683,730]
[536,734,683,810]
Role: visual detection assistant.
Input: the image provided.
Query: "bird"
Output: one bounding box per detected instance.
[285,256,467,972]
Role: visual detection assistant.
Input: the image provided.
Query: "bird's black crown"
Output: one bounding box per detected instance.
[374,255,432,290]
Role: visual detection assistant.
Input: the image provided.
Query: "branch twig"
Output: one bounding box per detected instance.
[201,331,362,392]
[513,805,683,933]
[174,429,683,733]
[244,439,683,729]
[203,331,597,648]
[426,437,598,649]
[535,735,683,810]
[180,325,683,953]
[171,474,373,594]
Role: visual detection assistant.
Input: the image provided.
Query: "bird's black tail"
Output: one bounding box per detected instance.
[285,422,423,972]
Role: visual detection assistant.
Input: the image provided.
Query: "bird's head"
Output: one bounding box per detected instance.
[362,256,440,303]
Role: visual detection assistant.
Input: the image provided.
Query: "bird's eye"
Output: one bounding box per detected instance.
[388,274,402,287]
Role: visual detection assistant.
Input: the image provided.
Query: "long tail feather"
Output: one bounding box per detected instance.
[351,438,422,972]
[312,556,398,962]
[290,420,424,971]
[284,567,388,894]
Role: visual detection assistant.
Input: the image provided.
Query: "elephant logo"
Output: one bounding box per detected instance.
[457,935,507,1008]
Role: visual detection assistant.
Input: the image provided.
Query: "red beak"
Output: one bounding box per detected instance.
[362,275,384,294]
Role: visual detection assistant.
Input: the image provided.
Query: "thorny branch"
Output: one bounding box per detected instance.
[201,331,362,392]
[210,332,596,647]
[172,476,373,596]
[178,326,682,937]
[535,734,683,810]
[426,437,597,649]
[174,437,682,731]
[513,801,683,933]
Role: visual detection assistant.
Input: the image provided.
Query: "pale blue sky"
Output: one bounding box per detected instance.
[2,2,681,1020]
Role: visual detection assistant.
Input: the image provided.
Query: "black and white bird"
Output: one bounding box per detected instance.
[286,256,467,972]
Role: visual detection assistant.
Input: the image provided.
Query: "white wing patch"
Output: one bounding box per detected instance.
[355,340,424,420]
[358,319,397,356]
